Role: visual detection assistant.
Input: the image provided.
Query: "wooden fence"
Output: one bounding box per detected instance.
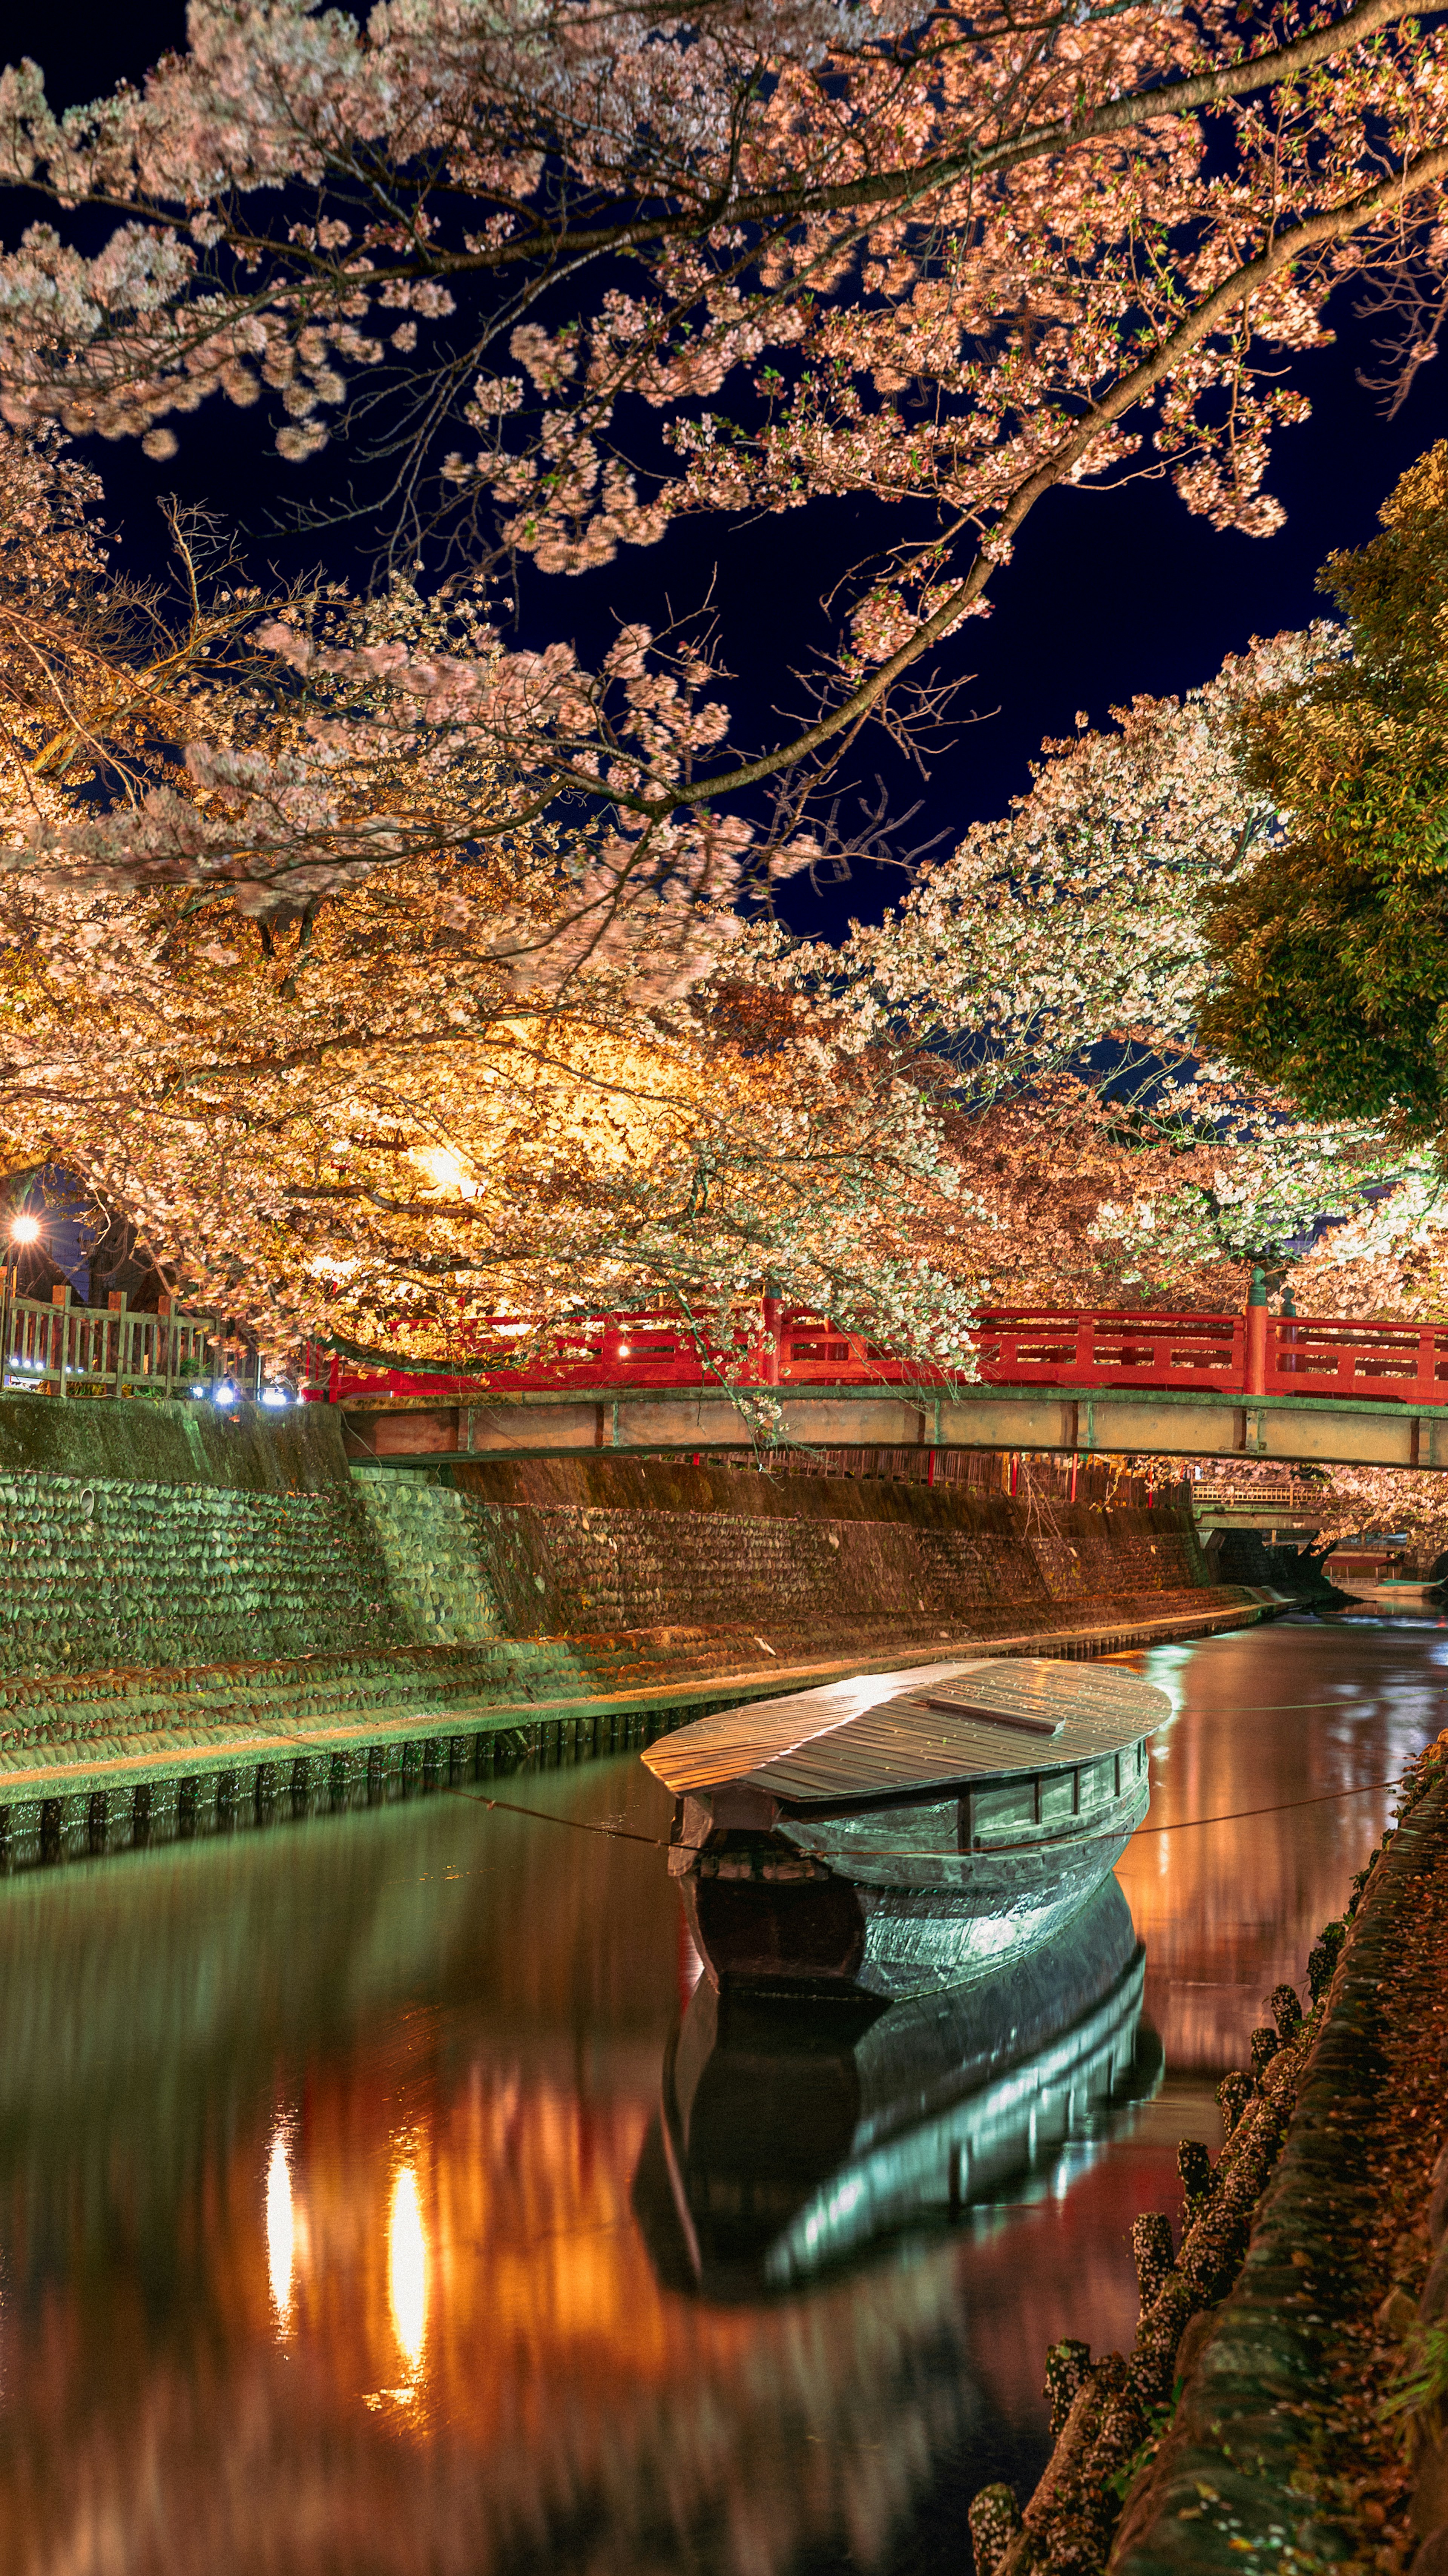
[0,1283,259,1400]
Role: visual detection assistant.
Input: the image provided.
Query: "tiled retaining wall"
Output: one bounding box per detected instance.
[391,1456,1216,1647]
[0,1399,1225,1684]
[351,1471,503,1644]
[0,1470,401,1671]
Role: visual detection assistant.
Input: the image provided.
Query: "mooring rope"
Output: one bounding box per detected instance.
[1134,1773,1410,1836]
[445,1785,669,1847]
[443,1765,1414,1862]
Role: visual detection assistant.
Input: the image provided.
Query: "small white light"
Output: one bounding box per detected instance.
[191,1385,208,1398]
[8,1214,40,1246]
[213,1382,238,1406]
[260,1386,289,1408]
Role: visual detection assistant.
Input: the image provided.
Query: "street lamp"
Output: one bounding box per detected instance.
[3,1212,41,1389]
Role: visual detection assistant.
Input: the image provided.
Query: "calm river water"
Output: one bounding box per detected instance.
[0,1613,1440,2574]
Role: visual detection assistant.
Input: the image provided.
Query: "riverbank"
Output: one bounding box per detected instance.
[1106,1739,1448,2576]
[0,1393,1277,1851]
[979,1733,1448,2576]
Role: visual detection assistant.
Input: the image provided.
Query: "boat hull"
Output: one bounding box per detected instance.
[679,1792,1146,2002]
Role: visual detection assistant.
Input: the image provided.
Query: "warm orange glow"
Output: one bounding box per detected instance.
[266,2130,295,2332]
[410,1145,481,1200]
[388,2164,427,2377]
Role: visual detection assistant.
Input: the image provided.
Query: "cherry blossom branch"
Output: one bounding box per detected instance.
[621,139,1448,814]
[5,0,1430,268]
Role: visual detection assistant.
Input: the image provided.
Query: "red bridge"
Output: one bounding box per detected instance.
[314,1296,1448,1477]
[311,1298,1448,1409]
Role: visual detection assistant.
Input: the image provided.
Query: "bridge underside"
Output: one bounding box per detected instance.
[1195,1509,1323,1538]
[340,1379,1448,1474]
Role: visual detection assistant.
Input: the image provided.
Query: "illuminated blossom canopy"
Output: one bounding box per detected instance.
[0,412,1438,1367]
[787,632,1448,1314]
[0,0,1445,875]
[0,424,983,1362]
[1,0,1447,1363]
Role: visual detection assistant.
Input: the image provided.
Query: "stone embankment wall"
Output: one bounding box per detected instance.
[0,1471,397,1672]
[425,1454,1221,1654]
[0,1395,1249,1686]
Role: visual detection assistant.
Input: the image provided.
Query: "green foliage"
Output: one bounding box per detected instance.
[1202,444,1448,1134]
[1106,2381,1181,2501]
[1379,2325,1448,2424]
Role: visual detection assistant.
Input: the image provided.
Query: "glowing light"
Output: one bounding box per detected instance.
[213,1381,238,1406]
[266,2131,295,2329]
[259,1385,290,1407]
[8,1214,39,1246]
[412,1146,480,1200]
[388,2164,427,2372]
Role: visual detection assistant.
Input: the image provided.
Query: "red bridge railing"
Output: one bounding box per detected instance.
[300,1300,1448,1409]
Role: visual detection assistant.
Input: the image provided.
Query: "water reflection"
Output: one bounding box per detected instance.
[1114,1616,1442,2067]
[0,1613,1430,2574]
[267,2126,296,2332]
[640,1878,1157,2298]
[388,2165,427,2380]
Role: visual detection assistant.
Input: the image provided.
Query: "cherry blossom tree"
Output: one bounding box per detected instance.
[0,0,1444,883]
[5,0,1448,1372]
[0,413,834,1010]
[1308,1465,1448,1561]
[769,628,1448,1309]
[0,861,990,1366]
[5,400,1445,1365]
[0,427,991,1360]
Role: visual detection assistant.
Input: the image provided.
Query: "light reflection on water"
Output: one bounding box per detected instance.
[0,1613,1436,2574]
[267,2126,296,2333]
[388,2164,427,2383]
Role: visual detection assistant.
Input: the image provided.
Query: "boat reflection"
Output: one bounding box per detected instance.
[637,1879,1160,2299]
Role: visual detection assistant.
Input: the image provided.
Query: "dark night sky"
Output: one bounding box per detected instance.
[12,0,1448,934]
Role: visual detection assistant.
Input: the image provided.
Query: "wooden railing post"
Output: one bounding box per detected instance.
[51,1282,70,1399]
[106,1290,126,1394]
[1244,1266,1269,1397]
[760,1283,783,1386]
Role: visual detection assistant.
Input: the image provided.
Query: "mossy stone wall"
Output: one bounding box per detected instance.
[0,1398,1221,1684]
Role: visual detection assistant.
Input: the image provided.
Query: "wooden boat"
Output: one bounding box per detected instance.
[634,1876,1154,2296]
[642,1656,1168,2000]
[1349,1575,1441,1609]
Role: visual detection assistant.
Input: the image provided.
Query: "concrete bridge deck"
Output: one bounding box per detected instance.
[339,1377,1448,1474]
